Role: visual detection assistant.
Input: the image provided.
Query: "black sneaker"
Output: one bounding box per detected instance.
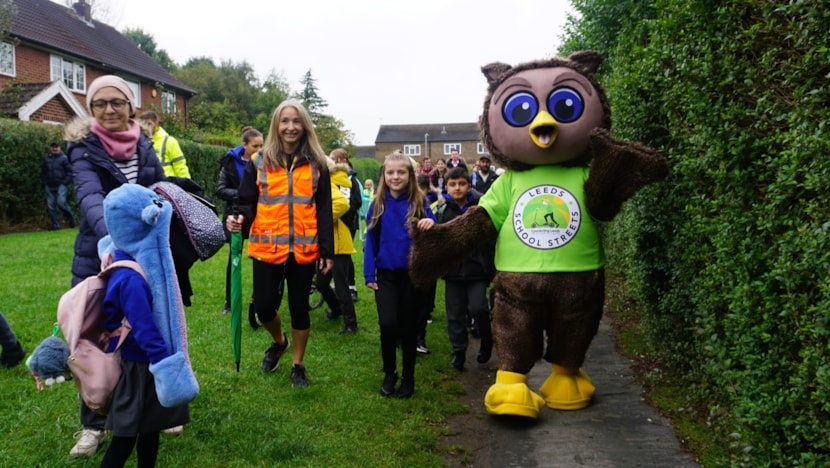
[0,341,25,368]
[380,372,398,397]
[261,333,289,371]
[290,364,309,387]
[396,378,414,399]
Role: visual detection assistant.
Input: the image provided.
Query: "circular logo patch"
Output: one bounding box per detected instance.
[512,185,581,250]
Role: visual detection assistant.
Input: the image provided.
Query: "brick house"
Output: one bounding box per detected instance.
[374,122,486,163]
[0,0,195,124]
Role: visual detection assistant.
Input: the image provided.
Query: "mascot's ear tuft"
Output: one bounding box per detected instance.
[568,50,604,76]
[482,62,513,86]
[142,204,160,225]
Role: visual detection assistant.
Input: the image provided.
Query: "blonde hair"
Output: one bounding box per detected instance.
[368,151,427,230]
[260,99,326,171]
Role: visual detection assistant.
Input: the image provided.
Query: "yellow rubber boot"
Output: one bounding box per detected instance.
[484,370,546,418]
[538,364,595,410]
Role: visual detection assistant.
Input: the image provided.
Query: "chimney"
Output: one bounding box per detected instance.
[72,1,92,23]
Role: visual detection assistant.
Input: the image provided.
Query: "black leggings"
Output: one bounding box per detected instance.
[101,432,159,468]
[252,257,315,330]
[375,269,419,380]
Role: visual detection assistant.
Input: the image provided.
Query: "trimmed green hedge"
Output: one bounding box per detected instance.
[0,119,226,232]
[0,120,66,230]
[565,0,829,464]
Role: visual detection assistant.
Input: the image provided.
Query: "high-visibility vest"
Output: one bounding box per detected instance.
[247,153,320,265]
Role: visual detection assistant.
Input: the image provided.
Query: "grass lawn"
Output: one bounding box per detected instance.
[0,228,467,467]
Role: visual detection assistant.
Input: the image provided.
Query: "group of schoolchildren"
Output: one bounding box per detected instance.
[6,83,500,465]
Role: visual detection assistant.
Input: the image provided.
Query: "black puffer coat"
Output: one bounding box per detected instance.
[64,118,164,285]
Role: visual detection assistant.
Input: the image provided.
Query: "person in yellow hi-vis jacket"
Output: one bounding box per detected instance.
[138,111,190,178]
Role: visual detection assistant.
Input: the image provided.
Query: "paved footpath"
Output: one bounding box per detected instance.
[456,317,699,467]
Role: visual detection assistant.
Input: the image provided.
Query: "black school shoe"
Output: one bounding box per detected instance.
[449,351,465,371]
[380,372,398,397]
[477,339,493,364]
[0,341,25,368]
[396,378,414,399]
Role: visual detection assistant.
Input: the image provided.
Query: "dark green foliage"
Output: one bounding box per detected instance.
[351,158,382,189]
[177,140,227,205]
[566,0,829,464]
[0,119,226,232]
[0,119,66,230]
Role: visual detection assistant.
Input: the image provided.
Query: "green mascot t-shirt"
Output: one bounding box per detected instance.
[479,165,605,273]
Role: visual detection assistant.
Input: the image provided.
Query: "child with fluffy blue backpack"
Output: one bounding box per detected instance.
[97,184,197,467]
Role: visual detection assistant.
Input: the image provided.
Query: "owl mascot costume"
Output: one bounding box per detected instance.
[409,51,667,419]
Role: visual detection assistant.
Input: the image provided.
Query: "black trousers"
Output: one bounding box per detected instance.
[374,269,418,380]
[317,254,357,328]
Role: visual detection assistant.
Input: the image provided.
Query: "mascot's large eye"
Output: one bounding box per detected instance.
[547,87,584,123]
[502,92,539,127]
[153,199,164,208]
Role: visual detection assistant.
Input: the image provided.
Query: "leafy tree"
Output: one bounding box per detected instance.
[122,27,178,72]
[251,69,292,133]
[173,57,261,132]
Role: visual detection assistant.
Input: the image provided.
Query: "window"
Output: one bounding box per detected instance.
[50,55,86,92]
[443,143,461,155]
[125,80,141,108]
[162,90,177,113]
[477,143,486,154]
[403,144,421,156]
[0,42,14,77]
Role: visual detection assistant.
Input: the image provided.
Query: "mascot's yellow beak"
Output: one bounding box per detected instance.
[529,110,559,149]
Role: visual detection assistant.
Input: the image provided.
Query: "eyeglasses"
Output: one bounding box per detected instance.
[90,99,130,112]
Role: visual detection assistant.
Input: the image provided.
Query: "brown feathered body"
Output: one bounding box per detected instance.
[409,51,667,415]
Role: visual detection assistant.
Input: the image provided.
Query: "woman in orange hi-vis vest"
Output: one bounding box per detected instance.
[226,99,334,387]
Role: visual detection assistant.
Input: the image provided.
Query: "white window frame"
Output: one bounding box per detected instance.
[0,42,15,77]
[477,143,486,154]
[443,143,462,155]
[161,90,177,113]
[124,79,141,109]
[50,55,86,92]
[403,144,421,156]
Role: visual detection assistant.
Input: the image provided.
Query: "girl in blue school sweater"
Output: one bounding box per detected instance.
[364,152,436,398]
[100,249,189,467]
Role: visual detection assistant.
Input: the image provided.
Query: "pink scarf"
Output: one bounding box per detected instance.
[90,119,140,161]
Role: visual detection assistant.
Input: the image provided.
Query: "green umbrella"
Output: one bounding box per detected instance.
[230,203,243,372]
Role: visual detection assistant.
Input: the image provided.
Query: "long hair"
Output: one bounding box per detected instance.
[368,151,427,230]
[260,99,326,171]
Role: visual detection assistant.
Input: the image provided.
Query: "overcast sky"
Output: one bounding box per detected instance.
[108,0,575,145]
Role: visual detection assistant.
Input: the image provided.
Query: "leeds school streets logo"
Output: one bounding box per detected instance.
[512,185,581,250]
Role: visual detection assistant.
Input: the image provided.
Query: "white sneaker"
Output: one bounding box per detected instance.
[163,425,184,435]
[69,428,106,458]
